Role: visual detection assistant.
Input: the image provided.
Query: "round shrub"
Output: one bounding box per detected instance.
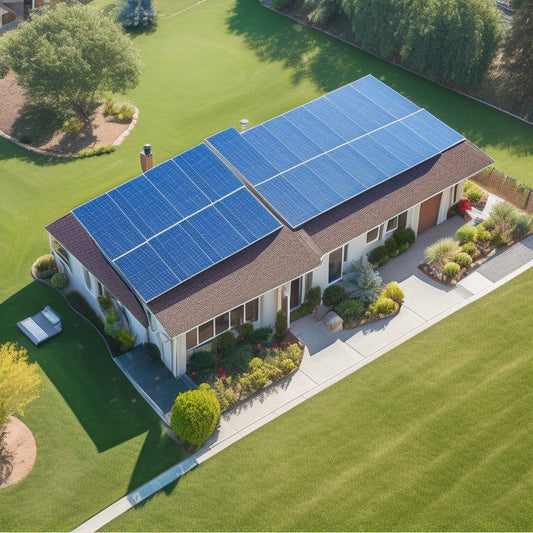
[384,235,399,257]
[443,261,461,277]
[475,224,491,243]
[170,387,220,450]
[249,327,272,345]
[62,116,84,135]
[279,358,296,373]
[212,331,236,354]
[514,213,533,236]
[50,272,69,290]
[461,241,480,259]
[236,322,254,340]
[367,245,389,267]
[453,252,473,268]
[104,311,119,335]
[369,296,398,316]
[188,350,216,373]
[490,229,511,247]
[224,343,254,375]
[322,284,348,307]
[398,241,410,253]
[393,227,416,246]
[35,254,58,278]
[381,281,404,304]
[334,298,366,321]
[455,224,477,244]
[97,294,113,311]
[305,286,321,308]
[462,180,483,203]
[113,328,135,352]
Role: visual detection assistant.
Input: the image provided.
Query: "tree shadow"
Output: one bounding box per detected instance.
[0,281,179,455]
[0,429,15,485]
[11,101,66,147]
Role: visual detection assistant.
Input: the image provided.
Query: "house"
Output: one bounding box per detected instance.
[46,75,493,377]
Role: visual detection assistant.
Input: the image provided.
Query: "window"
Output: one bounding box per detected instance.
[343,244,349,262]
[83,268,92,291]
[198,320,214,344]
[245,298,259,322]
[186,329,198,351]
[52,238,70,270]
[366,225,382,244]
[215,313,229,335]
[230,306,244,327]
[386,216,398,232]
[398,211,408,230]
[328,247,343,284]
[97,282,105,298]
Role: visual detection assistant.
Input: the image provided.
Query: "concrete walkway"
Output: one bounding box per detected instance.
[74,219,533,532]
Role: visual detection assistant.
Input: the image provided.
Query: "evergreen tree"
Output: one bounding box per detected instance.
[118,0,157,31]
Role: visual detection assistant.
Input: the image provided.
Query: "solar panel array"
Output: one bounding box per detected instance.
[73,144,282,302]
[207,75,464,228]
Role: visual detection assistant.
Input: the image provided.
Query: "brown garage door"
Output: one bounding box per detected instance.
[417,193,442,234]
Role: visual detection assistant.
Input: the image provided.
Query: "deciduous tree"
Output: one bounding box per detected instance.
[0,343,40,428]
[0,1,142,117]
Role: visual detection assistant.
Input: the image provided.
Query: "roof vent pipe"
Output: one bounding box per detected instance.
[240,118,249,132]
[140,143,153,172]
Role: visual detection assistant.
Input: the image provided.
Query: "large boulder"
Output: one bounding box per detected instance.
[323,311,343,332]
[313,302,330,322]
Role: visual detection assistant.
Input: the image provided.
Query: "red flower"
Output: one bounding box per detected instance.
[217,367,224,373]
[221,372,227,379]
[191,371,196,376]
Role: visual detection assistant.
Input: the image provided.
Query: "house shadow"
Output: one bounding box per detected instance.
[0,281,183,461]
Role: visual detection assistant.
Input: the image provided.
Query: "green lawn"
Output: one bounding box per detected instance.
[0,0,532,529]
[106,268,533,532]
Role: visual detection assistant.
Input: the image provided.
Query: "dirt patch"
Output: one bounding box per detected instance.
[0,416,37,489]
[0,71,136,156]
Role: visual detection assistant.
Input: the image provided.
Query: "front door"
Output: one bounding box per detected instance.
[417,193,442,234]
[290,277,301,309]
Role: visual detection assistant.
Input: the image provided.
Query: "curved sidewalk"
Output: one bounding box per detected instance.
[74,221,533,532]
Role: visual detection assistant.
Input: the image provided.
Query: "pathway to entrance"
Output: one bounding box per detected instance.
[75,217,533,533]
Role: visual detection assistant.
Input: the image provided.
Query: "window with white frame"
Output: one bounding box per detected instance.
[186,297,260,351]
[366,225,382,244]
[83,268,92,291]
[52,238,70,271]
[386,216,398,233]
[328,247,343,284]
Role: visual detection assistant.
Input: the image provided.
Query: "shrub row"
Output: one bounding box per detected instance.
[368,227,415,267]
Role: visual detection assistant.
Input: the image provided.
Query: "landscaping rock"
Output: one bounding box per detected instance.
[312,302,330,322]
[323,311,343,332]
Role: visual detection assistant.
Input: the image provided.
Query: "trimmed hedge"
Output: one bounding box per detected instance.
[367,245,389,267]
[334,298,366,321]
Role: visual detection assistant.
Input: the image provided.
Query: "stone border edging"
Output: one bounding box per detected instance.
[259,1,533,127]
[0,106,139,158]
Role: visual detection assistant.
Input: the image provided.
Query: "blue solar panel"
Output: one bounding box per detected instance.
[283,106,344,151]
[73,195,145,260]
[325,85,396,131]
[108,176,181,239]
[369,128,429,168]
[186,207,249,262]
[304,97,366,142]
[151,224,213,280]
[384,121,439,160]
[216,188,281,242]
[282,165,343,212]
[243,125,301,173]
[263,116,323,162]
[401,110,464,152]
[176,143,243,200]
[328,144,387,188]
[145,160,210,218]
[207,128,277,186]
[257,177,320,228]
[350,136,409,179]
[351,76,420,119]
[305,155,367,200]
[115,244,180,302]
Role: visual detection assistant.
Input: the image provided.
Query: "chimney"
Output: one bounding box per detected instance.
[240,118,249,132]
[140,144,153,172]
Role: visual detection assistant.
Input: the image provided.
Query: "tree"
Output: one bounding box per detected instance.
[501,0,533,119]
[0,343,40,428]
[170,386,220,450]
[274,309,287,345]
[340,257,384,302]
[117,0,157,30]
[0,1,142,117]
[401,0,501,89]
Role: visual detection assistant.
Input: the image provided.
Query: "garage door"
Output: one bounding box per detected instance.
[417,193,442,234]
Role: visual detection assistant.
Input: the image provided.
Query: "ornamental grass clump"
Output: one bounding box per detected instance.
[170,386,220,450]
[424,238,459,265]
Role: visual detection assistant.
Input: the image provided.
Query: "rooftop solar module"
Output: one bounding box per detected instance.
[73,147,282,301]
[209,75,464,228]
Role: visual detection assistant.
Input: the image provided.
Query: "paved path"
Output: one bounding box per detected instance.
[74,223,533,532]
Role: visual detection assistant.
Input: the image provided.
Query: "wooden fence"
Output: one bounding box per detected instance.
[471,168,533,213]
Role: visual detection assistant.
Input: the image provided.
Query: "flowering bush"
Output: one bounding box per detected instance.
[458,198,471,213]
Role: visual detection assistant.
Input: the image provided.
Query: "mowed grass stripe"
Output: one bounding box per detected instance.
[106,268,532,531]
